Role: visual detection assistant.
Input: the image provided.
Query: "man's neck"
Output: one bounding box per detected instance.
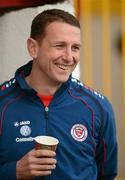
[25,74,62,95]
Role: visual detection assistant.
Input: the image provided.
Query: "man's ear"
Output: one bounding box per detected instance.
[27,38,39,59]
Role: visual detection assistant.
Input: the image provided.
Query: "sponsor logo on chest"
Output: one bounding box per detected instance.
[14,121,30,127]
[14,121,34,142]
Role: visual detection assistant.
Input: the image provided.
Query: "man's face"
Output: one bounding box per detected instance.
[32,21,81,84]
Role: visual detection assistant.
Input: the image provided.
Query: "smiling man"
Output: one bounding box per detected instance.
[0,9,117,180]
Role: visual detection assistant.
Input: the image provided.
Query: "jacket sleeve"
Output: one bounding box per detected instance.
[0,162,17,180]
[0,83,18,179]
[95,97,118,180]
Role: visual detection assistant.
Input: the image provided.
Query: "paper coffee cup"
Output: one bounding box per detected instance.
[34,136,59,151]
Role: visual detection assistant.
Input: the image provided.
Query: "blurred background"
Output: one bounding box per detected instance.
[0,0,124,179]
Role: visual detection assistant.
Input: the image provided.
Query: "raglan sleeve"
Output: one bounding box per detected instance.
[0,162,17,180]
[0,90,17,180]
[95,97,118,180]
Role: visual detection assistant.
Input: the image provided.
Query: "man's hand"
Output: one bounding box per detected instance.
[16,149,57,179]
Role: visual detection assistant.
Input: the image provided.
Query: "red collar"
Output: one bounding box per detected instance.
[37,93,53,107]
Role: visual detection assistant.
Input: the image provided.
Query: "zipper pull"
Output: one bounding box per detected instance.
[45,106,49,119]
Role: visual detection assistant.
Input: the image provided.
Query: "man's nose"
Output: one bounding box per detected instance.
[63,48,73,62]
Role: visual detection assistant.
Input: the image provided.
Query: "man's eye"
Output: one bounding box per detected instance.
[72,46,80,51]
[56,44,64,48]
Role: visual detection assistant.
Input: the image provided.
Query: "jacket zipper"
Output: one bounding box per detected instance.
[44,106,49,134]
[45,106,49,119]
[44,106,51,180]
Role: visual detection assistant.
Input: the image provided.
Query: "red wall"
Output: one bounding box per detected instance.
[0,0,65,9]
[0,0,45,8]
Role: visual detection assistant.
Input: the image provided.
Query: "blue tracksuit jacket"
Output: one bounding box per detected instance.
[0,61,117,180]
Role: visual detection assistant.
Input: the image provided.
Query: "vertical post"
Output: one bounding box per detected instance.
[73,0,81,20]
[120,0,125,175]
[81,0,93,86]
[101,0,112,100]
